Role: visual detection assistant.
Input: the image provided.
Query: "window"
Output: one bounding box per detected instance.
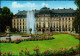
[20,23,21,25]
[14,23,15,25]
[17,22,18,25]
[72,18,74,20]
[20,26,21,30]
[62,18,64,20]
[14,19,15,22]
[66,18,67,20]
[23,26,24,29]
[20,19,21,22]
[69,18,70,20]
[37,24,38,28]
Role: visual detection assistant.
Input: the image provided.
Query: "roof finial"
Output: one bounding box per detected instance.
[44,0,46,7]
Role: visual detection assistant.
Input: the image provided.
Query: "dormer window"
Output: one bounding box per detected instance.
[64,8,65,9]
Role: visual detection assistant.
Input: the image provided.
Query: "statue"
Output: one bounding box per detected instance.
[5,26,10,37]
[5,26,11,42]
[29,28,32,37]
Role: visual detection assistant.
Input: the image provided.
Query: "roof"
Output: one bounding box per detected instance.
[15,10,27,15]
[15,7,75,18]
[52,9,75,13]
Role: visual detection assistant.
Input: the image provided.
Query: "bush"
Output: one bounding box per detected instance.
[13,38,22,44]
[0,33,6,37]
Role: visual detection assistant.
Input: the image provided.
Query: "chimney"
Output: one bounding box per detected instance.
[52,9,54,10]
[23,10,25,11]
[18,10,20,12]
[64,8,65,9]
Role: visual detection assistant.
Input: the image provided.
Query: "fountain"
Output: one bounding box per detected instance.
[26,10,35,34]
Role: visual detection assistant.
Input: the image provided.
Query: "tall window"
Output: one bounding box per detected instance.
[69,18,70,20]
[62,18,64,20]
[23,23,24,25]
[66,18,67,20]
[23,26,24,29]
[23,19,24,22]
[20,23,21,25]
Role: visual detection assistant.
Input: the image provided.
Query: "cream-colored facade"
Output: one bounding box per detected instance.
[12,7,75,32]
[12,14,74,32]
[12,17,26,32]
[35,14,74,33]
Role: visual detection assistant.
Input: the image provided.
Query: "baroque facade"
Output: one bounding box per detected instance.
[12,7,75,33]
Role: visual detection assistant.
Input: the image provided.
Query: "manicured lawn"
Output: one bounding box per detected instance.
[0,34,79,55]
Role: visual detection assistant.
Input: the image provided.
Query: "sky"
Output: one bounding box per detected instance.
[1,1,77,15]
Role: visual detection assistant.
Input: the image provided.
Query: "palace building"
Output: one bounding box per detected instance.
[12,7,75,33]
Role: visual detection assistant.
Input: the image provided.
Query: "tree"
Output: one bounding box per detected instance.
[74,0,79,8]
[1,6,13,32]
[73,9,79,33]
[73,0,80,33]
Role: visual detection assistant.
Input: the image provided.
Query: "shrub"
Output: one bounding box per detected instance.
[22,34,29,37]
[13,38,22,44]
[0,33,6,37]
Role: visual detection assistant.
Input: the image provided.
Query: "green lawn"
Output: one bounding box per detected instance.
[0,34,79,55]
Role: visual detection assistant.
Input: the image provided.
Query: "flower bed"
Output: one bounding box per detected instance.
[0,44,79,56]
[0,32,79,43]
[0,33,6,37]
[74,35,80,39]
[0,36,54,43]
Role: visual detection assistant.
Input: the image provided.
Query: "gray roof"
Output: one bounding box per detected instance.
[15,7,75,18]
[15,10,27,15]
[52,9,75,13]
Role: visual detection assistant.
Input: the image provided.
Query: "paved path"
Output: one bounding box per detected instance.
[0,35,31,41]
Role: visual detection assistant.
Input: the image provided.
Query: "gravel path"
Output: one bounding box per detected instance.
[0,35,31,41]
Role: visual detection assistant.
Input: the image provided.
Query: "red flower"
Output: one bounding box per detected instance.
[33,49,35,52]
[27,51,29,53]
[69,46,73,49]
[64,48,67,50]
[43,51,46,53]
[36,49,39,52]
[0,52,2,54]
[2,54,4,55]
[76,46,78,48]
[7,52,10,55]
[25,51,26,53]
[25,48,27,50]
[19,52,20,54]
[46,50,48,51]
[25,52,26,55]
[21,50,23,52]
[4,53,6,54]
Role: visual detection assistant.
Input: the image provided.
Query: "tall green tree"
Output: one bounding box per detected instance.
[73,0,80,33]
[1,6,13,32]
[74,0,79,8]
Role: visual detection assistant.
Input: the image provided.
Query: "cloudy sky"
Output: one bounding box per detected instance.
[1,1,77,14]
